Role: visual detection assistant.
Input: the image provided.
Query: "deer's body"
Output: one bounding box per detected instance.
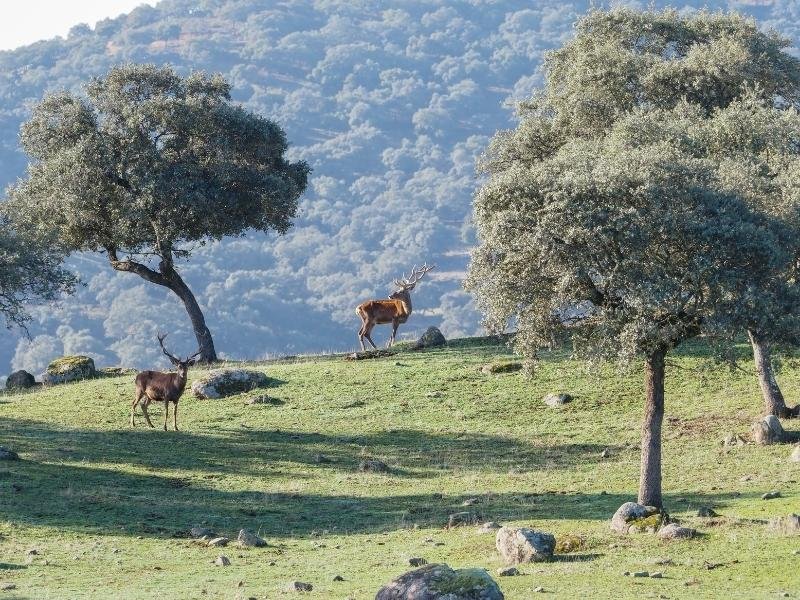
[356,264,433,351]
[130,334,199,431]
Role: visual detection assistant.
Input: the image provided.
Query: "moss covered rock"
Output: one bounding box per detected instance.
[611,502,664,534]
[42,356,96,385]
[376,563,504,599]
[191,368,271,399]
[481,361,522,375]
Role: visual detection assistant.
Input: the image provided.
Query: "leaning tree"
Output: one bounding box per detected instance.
[5,64,309,363]
[0,212,76,331]
[531,8,800,417]
[467,97,789,508]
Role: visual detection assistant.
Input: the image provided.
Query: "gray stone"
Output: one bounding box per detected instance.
[762,491,782,500]
[723,433,747,447]
[286,581,313,592]
[42,356,96,385]
[752,415,786,445]
[409,557,427,567]
[416,327,446,349]
[650,572,663,579]
[214,555,230,566]
[189,526,215,538]
[237,528,268,547]
[375,563,504,600]
[333,575,344,582]
[5,370,35,390]
[478,521,502,534]
[244,395,284,406]
[768,514,800,534]
[481,362,522,375]
[191,368,271,399]
[359,459,390,473]
[696,506,719,518]
[207,537,229,547]
[0,447,19,461]
[497,566,519,576]
[543,393,572,408]
[790,446,800,463]
[658,523,696,540]
[632,571,649,578]
[495,526,555,564]
[610,502,663,534]
[447,512,480,528]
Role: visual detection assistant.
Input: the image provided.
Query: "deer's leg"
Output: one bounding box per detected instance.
[173,402,179,432]
[388,319,400,348]
[130,390,142,427]
[364,321,378,350]
[141,399,155,428]
[358,321,367,351]
[163,401,170,431]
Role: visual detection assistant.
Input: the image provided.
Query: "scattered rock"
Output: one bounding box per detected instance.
[658,523,696,540]
[285,581,313,592]
[191,369,271,399]
[723,433,747,447]
[408,557,427,567]
[543,393,572,408]
[359,459,390,473]
[697,506,719,518]
[189,526,215,538]
[0,583,16,591]
[533,586,544,593]
[237,529,268,548]
[346,349,396,360]
[416,327,446,349]
[632,571,649,578]
[333,575,344,582]
[375,563,503,600]
[495,526,555,564]
[0,447,19,461]
[611,502,663,534]
[447,512,480,528]
[768,514,800,534]
[790,446,800,463]
[762,491,782,500]
[42,355,96,385]
[98,366,137,377]
[343,399,366,408]
[426,391,442,398]
[481,361,523,375]
[751,415,786,445]
[215,555,230,566]
[207,537,230,547]
[313,454,332,464]
[600,448,613,458]
[5,370,36,390]
[244,395,284,406]
[497,566,519,576]
[461,497,479,506]
[650,572,663,578]
[478,521,502,534]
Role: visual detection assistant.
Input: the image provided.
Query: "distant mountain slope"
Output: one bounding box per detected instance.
[1,0,798,375]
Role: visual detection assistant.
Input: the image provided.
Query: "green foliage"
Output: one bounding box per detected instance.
[0,340,797,598]
[0,213,76,330]
[6,64,309,257]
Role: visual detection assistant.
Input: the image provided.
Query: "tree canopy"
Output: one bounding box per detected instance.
[6,64,309,362]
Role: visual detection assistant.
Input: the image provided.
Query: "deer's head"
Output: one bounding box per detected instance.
[157,333,201,376]
[390,263,435,300]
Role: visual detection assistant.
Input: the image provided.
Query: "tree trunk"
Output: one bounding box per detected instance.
[106,248,217,363]
[164,270,218,363]
[748,330,796,418]
[639,348,665,509]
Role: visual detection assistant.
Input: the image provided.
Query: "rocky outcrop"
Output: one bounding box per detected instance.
[42,356,96,385]
[375,563,504,599]
[191,368,271,399]
[416,327,446,349]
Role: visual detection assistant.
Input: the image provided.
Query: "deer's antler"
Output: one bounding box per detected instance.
[394,263,436,289]
[157,332,180,363]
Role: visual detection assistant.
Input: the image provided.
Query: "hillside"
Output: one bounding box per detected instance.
[1,0,800,377]
[0,339,798,598]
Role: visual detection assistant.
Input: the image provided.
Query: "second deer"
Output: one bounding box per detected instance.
[131,333,200,431]
[356,263,435,351]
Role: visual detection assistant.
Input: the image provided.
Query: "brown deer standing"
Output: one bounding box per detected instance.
[356,263,435,351]
[131,333,200,431]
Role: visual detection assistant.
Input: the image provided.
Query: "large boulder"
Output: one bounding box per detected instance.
[752,415,786,445]
[611,502,663,534]
[495,526,555,564]
[416,327,446,349]
[658,523,696,540]
[375,563,504,600]
[42,356,96,385]
[5,370,36,390]
[191,368,271,399]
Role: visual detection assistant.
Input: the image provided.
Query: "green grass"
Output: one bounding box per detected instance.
[0,337,798,599]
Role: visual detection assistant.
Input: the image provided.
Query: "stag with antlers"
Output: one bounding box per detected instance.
[130,333,200,431]
[356,263,435,351]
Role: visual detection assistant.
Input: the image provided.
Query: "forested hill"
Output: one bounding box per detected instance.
[1,0,798,375]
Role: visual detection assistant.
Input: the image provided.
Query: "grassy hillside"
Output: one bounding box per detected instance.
[0,338,798,599]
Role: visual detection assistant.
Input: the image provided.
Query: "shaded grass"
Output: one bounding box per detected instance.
[0,337,798,598]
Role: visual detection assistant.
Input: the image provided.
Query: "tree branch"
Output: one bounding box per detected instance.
[105,245,170,287]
